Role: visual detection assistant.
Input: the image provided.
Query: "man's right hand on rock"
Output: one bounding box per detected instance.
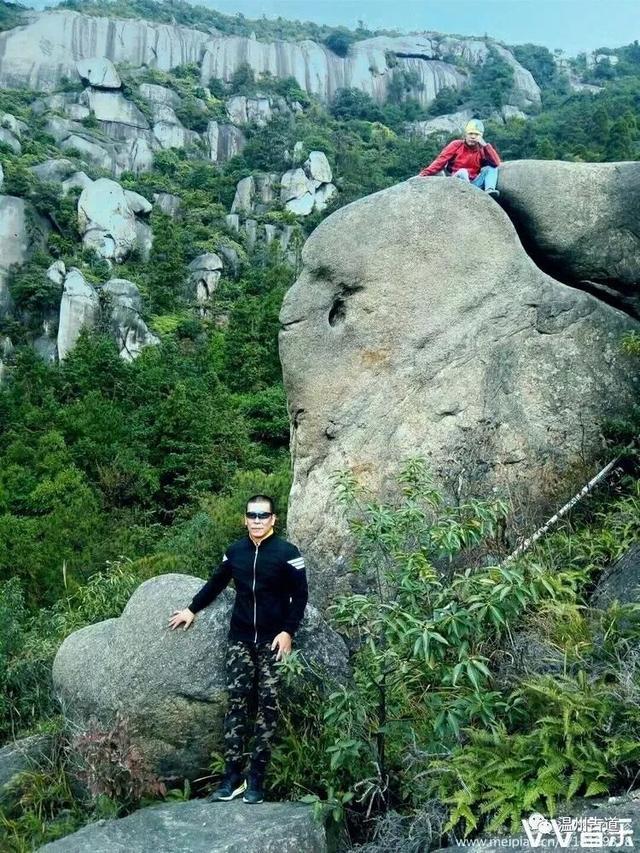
[169,608,195,630]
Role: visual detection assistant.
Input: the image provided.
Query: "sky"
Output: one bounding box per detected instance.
[32,0,640,56]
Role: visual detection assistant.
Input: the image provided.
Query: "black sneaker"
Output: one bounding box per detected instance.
[486,188,500,198]
[242,772,264,804]
[207,770,247,802]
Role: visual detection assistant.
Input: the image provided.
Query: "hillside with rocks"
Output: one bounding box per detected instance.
[0,1,639,851]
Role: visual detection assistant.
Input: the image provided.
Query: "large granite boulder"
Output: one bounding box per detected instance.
[30,158,77,183]
[313,182,337,213]
[206,120,246,163]
[76,57,121,89]
[304,151,332,185]
[153,121,200,150]
[138,83,181,124]
[499,161,640,314]
[279,156,335,216]
[231,175,255,214]
[0,735,54,804]
[78,178,140,262]
[153,192,182,218]
[281,168,313,203]
[119,136,156,174]
[86,90,149,128]
[226,95,280,127]
[53,573,349,783]
[102,278,159,361]
[0,126,21,154]
[408,109,474,139]
[279,177,639,606]
[38,800,331,853]
[57,268,100,360]
[62,171,93,196]
[62,134,115,172]
[188,253,223,312]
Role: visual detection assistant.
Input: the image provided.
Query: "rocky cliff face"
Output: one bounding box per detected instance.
[279,168,640,605]
[0,10,540,107]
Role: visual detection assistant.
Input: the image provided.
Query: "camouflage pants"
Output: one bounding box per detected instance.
[223,640,279,774]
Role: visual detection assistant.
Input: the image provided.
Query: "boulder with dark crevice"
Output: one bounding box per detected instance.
[498,160,640,317]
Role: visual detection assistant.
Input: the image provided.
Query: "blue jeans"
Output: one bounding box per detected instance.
[453,166,499,191]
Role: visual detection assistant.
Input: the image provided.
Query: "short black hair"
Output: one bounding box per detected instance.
[246,494,276,514]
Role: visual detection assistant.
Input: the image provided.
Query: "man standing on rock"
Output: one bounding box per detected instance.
[418,118,502,197]
[169,495,308,805]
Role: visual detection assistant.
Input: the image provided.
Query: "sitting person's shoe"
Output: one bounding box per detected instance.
[242,771,265,804]
[207,769,246,802]
[486,188,500,198]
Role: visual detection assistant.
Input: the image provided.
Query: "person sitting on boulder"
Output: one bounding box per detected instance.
[169,495,308,805]
[418,119,501,197]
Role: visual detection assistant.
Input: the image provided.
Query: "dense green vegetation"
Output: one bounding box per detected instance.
[0,1,639,847]
[492,41,640,160]
[266,465,640,843]
[0,0,25,31]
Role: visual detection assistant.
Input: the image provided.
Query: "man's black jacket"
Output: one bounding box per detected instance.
[188,533,308,644]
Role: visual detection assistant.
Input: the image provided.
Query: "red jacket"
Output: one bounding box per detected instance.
[419,139,501,180]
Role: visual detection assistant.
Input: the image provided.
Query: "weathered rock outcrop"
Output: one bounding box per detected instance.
[499,161,640,315]
[153,192,182,218]
[206,120,246,163]
[53,573,349,783]
[0,195,49,317]
[39,799,331,853]
[225,94,293,127]
[57,268,99,360]
[76,57,121,89]
[0,335,13,383]
[232,153,335,221]
[85,89,149,129]
[102,279,159,361]
[0,11,210,91]
[200,32,539,109]
[188,253,223,312]
[0,126,21,153]
[279,177,639,605]
[0,10,539,110]
[0,735,53,804]
[77,178,148,262]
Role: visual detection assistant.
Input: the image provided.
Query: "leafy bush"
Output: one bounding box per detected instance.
[324,30,356,58]
[432,669,640,834]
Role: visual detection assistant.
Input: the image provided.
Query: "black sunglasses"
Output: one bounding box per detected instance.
[246,511,273,520]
